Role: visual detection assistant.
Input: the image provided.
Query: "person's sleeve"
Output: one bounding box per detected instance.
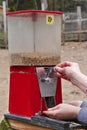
[80,100,87,108]
[77,107,87,124]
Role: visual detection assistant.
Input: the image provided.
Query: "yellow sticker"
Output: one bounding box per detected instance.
[46,15,54,25]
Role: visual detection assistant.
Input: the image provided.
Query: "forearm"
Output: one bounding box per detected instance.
[71,72,87,95]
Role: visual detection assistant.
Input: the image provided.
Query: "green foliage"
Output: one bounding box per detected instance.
[64,0,75,12]
[0,119,12,130]
[8,0,41,11]
[0,0,2,5]
[0,0,87,12]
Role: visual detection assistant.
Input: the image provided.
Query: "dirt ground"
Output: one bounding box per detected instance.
[0,42,87,122]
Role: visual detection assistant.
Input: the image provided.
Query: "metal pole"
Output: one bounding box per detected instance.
[62,0,64,12]
[41,0,47,10]
[54,0,57,11]
[3,1,7,48]
[77,6,82,42]
[6,0,8,9]
[61,0,65,45]
[34,0,38,9]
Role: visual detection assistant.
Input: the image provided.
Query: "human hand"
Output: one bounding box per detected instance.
[68,101,82,107]
[54,61,81,82]
[43,103,81,120]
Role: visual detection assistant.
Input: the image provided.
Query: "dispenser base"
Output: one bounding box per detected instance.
[4,113,87,130]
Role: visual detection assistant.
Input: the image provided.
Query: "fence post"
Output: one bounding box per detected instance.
[3,1,7,48]
[62,14,65,45]
[41,0,47,10]
[77,6,82,42]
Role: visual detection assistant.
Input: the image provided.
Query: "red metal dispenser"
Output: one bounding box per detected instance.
[7,10,63,117]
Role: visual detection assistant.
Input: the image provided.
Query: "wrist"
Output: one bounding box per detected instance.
[70,71,82,86]
[73,107,81,119]
[70,71,87,94]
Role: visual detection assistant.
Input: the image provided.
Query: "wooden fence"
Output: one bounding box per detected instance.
[62,6,87,43]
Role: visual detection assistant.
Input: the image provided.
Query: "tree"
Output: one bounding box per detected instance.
[0,0,87,12]
[0,0,3,5]
[8,0,41,11]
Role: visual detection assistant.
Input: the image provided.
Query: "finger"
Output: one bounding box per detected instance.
[54,69,62,77]
[43,110,54,117]
[56,61,72,68]
[54,67,64,74]
[43,110,59,120]
[48,105,60,111]
[56,72,62,78]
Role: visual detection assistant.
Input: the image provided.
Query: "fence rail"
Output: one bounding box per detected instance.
[62,6,87,43]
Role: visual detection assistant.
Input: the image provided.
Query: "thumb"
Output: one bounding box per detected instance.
[54,66,64,74]
[43,110,54,116]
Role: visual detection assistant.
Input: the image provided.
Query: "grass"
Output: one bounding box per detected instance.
[0,32,7,48]
[0,119,12,130]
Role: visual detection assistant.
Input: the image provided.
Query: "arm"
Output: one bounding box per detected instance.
[43,61,87,124]
[54,61,87,95]
[71,71,87,95]
[43,103,81,121]
[43,103,87,125]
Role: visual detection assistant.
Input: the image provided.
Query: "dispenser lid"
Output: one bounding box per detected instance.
[6,10,63,16]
